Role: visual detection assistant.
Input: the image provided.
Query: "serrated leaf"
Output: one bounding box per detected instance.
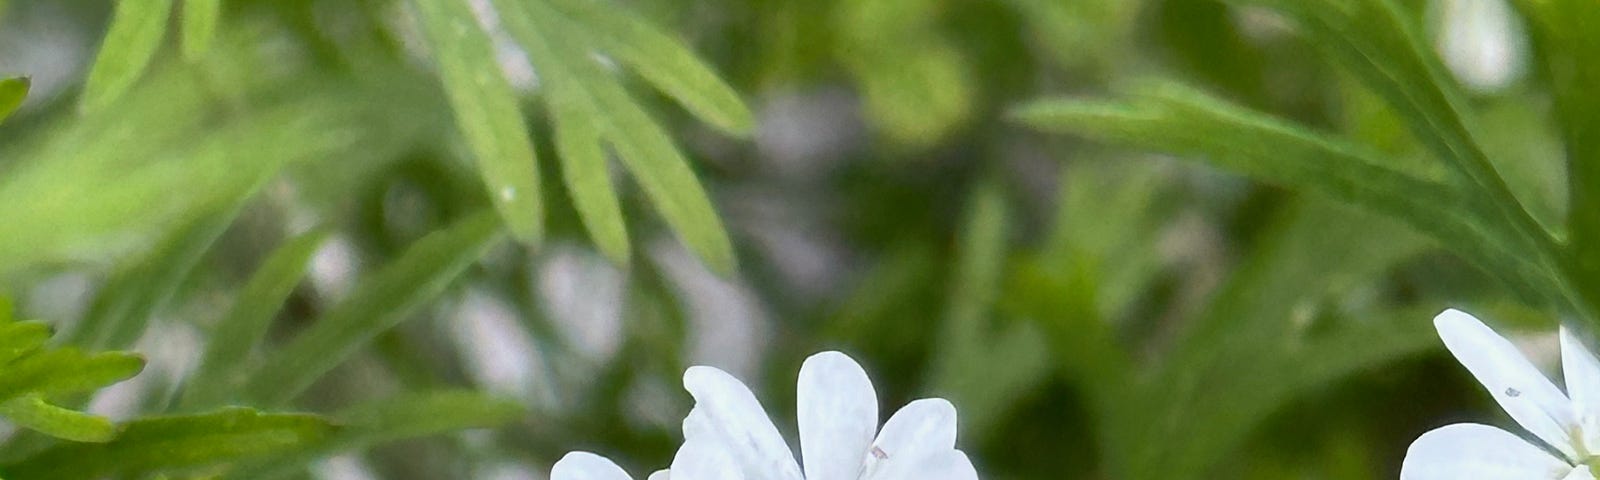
[410,0,544,245]
[82,0,174,112]
[243,212,504,407]
[498,0,735,273]
[180,230,329,410]
[229,391,524,480]
[1,408,334,480]
[180,0,222,61]
[544,0,754,136]
[0,395,116,443]
[1011,81,1564,305]
[0,76,28,122]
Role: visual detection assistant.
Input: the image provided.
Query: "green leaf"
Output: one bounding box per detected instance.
[0,396,116,443]
[242,212,504,407]
[1514,0,1600,296]
[0,349,145,402]
[410,0,545,246]
[497,0,735,273]
[228,391,525,480]
[1011,81,1563,305]
[82,0,174,112]
[180,0,222,61]
[66,211,236,351]
[930,180,1049,437]
[180,230,329,411]
[0,76,28,123]
[835,0,973,147]
[545,0,754,136]
[0,321,52,366]
[1,408,334,480]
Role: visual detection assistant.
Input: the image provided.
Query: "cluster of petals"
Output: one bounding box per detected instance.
[1402,309,1600,480]
[554,351,978,480]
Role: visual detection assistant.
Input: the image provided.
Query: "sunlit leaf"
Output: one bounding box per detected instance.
[82,0,174,112]
[0,395,116,443]
[243,212,504,407]
[180,0,222,60]
[410,0,545,246]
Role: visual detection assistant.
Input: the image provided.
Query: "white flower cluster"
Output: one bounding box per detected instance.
[553,351,979,480]
[1403,309,1600,479]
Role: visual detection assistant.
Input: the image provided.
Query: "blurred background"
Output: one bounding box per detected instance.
[0,0,1574,478]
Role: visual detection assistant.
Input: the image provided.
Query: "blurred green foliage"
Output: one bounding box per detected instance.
[0,0,1589,478]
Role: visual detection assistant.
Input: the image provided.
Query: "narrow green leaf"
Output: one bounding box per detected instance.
[67,211,236,351]
[1011,82,1563,305]
[544,0,754,136]
[82,0,174,112]
[1,408,334,480]
[180,230,329,410]
[243,212,504,407]
[229,391,525,480]
[0,396,116,443]
[1514,0,1600,295]
[500,0,735,273]
[0,77,28,123]
[551,96,632,264]
[0,349,145,402]
[410,0,544,245]
[179,0,222,60]
[930,180,1049,437]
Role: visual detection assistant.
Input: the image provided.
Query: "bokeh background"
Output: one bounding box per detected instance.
[0,0,1574,478]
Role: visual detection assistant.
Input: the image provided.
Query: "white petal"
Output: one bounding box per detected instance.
[1566,466,1597,480]
[684,405,715,442]
[1400,424,1570,480]
[1434,309,1578,458]
[552,452,634,480]
[672,439,744,480]
[872,398,958,458]
[682,366,804,480]
[863,448,976,480]
[1562,325,1600,453]
[648,470,670,480]
[798,351,879,480]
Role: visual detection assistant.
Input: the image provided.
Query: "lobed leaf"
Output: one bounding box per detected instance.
[0,395,117,443]
[545,0,754,136]
[497,0,735,273]
[243,212,504,407]
[410,0,545,246]
[82,0,174,112]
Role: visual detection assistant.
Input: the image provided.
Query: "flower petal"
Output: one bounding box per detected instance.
[1435,309,1578,458]
[671,439,743,480]
[1400,423,1570,480]
[872,398,958,458]
[648,470,670,480]
[798,351,879,480]
[1562,325,1600,454]
[863,449,976,480]
[683,365,804,480]
[552,452,635,480]
[1566,466,1597,480]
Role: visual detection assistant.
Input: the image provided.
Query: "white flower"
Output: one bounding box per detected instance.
[1401,309,1600,480]
[550,351,979,480]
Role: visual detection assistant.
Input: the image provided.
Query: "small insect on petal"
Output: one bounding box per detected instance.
[1506,388,1522,398]
[871,446,889,460]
